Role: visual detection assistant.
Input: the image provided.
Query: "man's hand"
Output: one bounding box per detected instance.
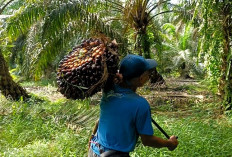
[167,135,178,151]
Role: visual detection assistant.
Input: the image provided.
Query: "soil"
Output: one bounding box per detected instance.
[1,78,216,105]
[145,78,215,106]
[24,86,64,102]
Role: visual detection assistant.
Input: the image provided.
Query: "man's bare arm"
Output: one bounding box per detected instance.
[88,120,99,148]
[140,134,178,151]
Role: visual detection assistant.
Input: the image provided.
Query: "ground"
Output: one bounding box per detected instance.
[21,78,215,105]
[0,78,231,157]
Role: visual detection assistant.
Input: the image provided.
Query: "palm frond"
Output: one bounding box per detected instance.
[33,21,84,79]
[6,2,45,39]
[148,10,173,22]
[162,23,176,36]
[11,34,26,69]
[175,19,184,34]
[147,0,169,16]
[179,23,192,50]
[7,1,128,78]
[41,1,128,52]
[53,100,100,130]
[107,0,124,12]
[22,20,44,78]
[172,0,201,26]
[0,0,14,14]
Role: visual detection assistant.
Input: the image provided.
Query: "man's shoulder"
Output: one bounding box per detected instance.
[127,94,149,107]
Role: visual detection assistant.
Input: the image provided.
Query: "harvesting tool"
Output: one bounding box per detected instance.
[151,118,178,139]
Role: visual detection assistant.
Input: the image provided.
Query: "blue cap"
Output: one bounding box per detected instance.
[119,54,158,80]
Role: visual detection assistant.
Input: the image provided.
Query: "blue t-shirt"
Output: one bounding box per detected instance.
[91,85,154,154]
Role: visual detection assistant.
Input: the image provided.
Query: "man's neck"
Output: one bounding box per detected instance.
[119,82,137,92]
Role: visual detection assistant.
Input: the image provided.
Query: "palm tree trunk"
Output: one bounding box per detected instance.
[150,68,165,85]
[0,49,29,100]
[219,3,232,109]
[224,59,232,110]
[135,33,143,56]
[142,34,152,59]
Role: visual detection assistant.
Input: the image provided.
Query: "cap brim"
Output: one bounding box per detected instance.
[146,59,158,70]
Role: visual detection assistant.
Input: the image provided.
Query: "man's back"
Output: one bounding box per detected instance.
[95,85,153,153]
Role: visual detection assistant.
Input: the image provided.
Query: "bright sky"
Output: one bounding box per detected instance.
[170,0,179,4]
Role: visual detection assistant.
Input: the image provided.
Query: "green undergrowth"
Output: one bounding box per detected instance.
[132,101,232,157]
[0,81,232,156]
[132,114,232,156]
[0,96,97,157]
[166,80,213,95]
[20,79,57,87]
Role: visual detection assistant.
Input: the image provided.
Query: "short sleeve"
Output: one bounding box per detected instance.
[135,98,154,135]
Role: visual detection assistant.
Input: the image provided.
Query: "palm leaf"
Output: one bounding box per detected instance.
[0,0,14,15]
[6,3,45,39]
[6,0,128,78]
[43,1,127,43]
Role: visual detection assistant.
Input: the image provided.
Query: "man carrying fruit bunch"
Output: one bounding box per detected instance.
[88,54,178,157]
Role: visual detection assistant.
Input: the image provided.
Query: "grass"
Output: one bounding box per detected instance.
[0,96,96,157]
[20,78,57,87]
[132,102,232,157]
[0,80,232,157]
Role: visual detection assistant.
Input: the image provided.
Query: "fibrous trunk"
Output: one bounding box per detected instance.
[150,68,165,85]
[0,49,29,100]
[219,3,232,110]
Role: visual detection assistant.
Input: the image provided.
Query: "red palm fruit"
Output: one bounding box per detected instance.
[57,38,119,99]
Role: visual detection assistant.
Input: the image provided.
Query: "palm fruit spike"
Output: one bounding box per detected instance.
[57,38,119,99]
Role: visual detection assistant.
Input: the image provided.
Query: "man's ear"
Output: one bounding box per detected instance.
[139,75,143,81]
[138,75,144,85]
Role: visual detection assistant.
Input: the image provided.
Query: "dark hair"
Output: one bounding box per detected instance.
[102,74,116,93]
[102,72,124,93]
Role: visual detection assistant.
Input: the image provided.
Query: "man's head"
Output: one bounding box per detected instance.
[119,54,157,80]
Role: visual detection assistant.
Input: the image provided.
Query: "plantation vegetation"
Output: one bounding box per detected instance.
[0,0,232,156]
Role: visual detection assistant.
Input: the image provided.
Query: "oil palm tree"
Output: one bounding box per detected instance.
[167,0,232,110]
[108,0,173,58]
[1,0,128,100]
[0,49,29,100]
[160,22,204,78]
[198,0,232,110]
[105,0,176,85]
[7,0,127,78]
[0,0,29,100]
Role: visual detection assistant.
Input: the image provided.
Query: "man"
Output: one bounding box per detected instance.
[88,54,178,157]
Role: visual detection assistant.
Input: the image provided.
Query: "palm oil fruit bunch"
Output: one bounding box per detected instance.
[57,38,119,99]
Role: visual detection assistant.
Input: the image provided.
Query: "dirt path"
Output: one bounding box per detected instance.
[0,79,215,104]
[144,78,216,108]
[22,79,214,103]
[24,86,64,102]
